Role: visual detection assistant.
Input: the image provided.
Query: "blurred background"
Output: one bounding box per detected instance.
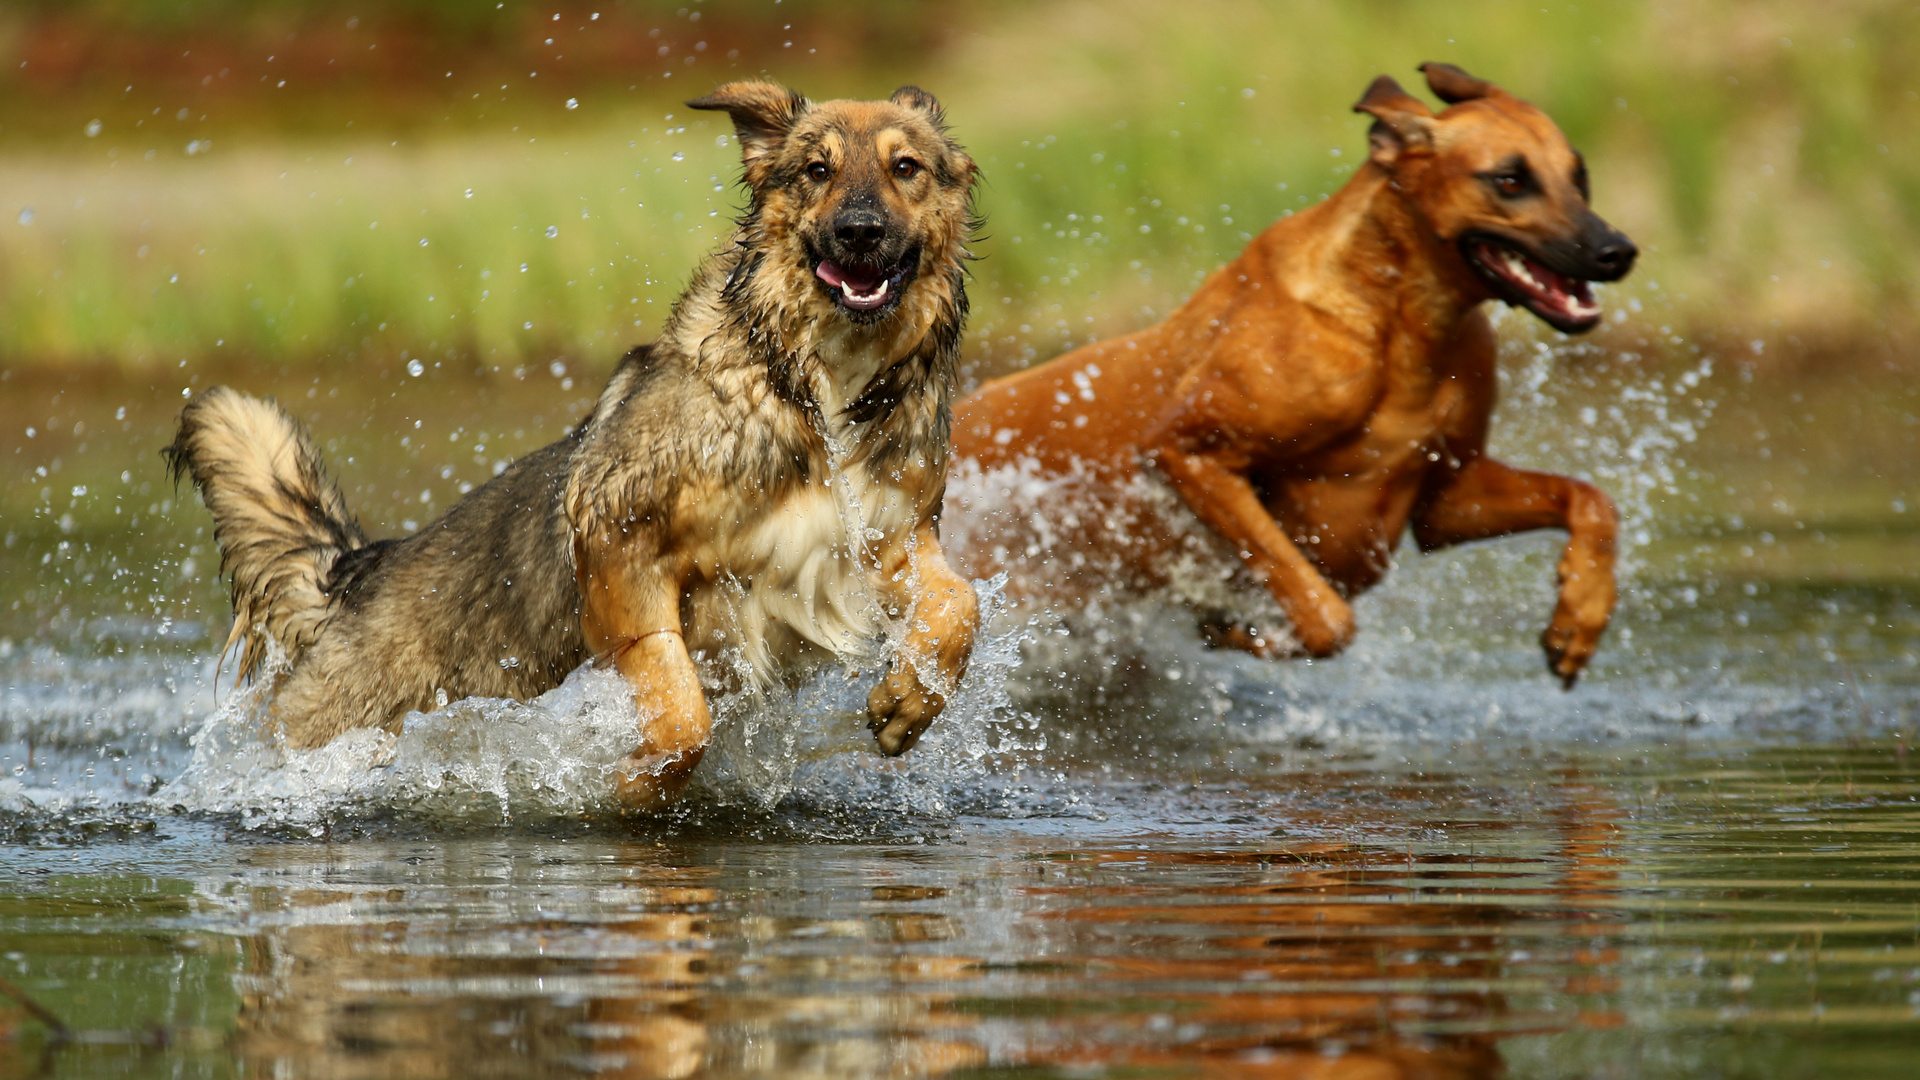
[0,0,1914,665]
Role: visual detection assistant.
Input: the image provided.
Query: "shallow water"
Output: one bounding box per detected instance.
[2,744,1917,1078]
[1,338,1918,1076]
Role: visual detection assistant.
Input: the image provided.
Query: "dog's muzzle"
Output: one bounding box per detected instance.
[813,243,921,320]
[1460,221,1636,334]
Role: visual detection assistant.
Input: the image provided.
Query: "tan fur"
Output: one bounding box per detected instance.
[169,81,981,808]
[165,389,368,683]
[952,65,1635,686]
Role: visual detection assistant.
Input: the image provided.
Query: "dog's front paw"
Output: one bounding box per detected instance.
[613,748,702,812]
[866,663,946,756]
[1543,547,1615,688]
[1542,585,1611,688]
[1541,607,1607,689]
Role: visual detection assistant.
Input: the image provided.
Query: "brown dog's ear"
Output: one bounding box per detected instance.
[687,80,811,164]
[1352,75,1434,167]
[1419,62,1502,104]
[890,85,947,127]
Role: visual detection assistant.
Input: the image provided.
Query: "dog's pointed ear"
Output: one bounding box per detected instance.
[1419,62,1502,105]
[687,80,811,164]
[1353,75,1435,167]
[890,85,947,127]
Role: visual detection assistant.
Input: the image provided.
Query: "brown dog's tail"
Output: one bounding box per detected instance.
[165,387,368,684]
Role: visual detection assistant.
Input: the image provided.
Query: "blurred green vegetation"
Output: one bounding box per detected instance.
[0,0,1914,373]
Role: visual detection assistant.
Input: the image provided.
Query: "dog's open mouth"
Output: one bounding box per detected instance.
[1464,236,1603,333]
[814,249,918,316]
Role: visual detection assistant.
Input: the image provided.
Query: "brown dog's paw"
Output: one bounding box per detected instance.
[866,664,946,756]
[1541,616,1601,689]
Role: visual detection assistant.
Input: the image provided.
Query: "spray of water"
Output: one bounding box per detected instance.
[152,577,1037,832]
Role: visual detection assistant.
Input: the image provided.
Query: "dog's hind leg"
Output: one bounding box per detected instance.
[1411,456,1618,687]
[1151,448,1356,658]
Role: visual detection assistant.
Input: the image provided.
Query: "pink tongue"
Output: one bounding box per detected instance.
[816,260,884,293]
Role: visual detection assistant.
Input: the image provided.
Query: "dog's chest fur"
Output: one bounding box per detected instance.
[566,261,952,690]
[684,437,918,682]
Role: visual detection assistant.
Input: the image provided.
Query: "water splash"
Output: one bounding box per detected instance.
[154,579,1035,831]
[699,575,1049,819]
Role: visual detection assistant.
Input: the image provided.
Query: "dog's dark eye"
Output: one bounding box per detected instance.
[893,157,921,180]
[1481,158,1538,201]
[1572,154,1591,202]
[806,162,831,183]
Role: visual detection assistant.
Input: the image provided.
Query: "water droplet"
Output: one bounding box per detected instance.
[549,360,567,377]
[70,486,87,498]
[671,151,685,162]
[17,208,33,226]
[84,119,102,137]
[419,237,429,247]
[407,359,425,377]
[464,188,474,198]
[565,97,579,110]
[545,225,558,238]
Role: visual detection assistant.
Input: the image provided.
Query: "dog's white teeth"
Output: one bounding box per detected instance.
[838,279,888,302]
[1504,251,1541,289]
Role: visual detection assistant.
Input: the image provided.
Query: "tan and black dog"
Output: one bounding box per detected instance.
[952,64,1635,685]
[168,81,981,808]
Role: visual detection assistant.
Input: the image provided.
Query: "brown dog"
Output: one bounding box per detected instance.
[170,82,981,809]
[951,64,1635,685]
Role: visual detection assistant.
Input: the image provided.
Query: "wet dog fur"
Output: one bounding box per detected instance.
[952,64,1636,686]
[168,81,982,808]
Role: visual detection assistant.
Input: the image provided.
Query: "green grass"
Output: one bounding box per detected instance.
[0,121,732,367]
[1,0,1918,373]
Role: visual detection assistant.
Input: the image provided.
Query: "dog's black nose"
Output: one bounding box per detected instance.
[1593,236,1638,278]
[834,211,887,253]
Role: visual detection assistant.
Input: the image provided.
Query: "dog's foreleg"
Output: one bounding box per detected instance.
[607,628,710,810]
[1153,448,1356,657]
[578,550,711,810]
[1411,456,1618,687]
[867,524,980,755]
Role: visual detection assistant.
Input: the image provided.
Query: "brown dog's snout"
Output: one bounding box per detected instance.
[1579,214,1637,282]
[833,207,888,255]
[1589,232,1637,281]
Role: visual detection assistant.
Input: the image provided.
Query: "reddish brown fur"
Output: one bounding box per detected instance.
[953,65,1627,684]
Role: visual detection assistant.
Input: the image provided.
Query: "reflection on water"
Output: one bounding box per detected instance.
[0,745,1916,1078]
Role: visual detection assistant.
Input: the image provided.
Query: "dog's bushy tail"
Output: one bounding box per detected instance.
[165,387,368,683]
